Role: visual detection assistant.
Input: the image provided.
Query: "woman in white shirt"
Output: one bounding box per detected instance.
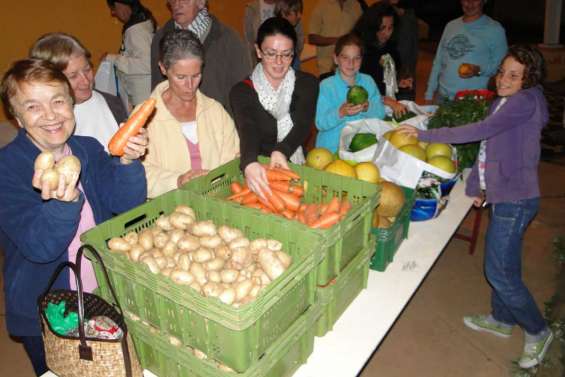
[105,0,156,108]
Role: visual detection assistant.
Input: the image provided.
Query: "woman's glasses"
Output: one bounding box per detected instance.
[261,49,295,62]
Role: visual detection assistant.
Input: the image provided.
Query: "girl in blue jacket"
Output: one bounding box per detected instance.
[315,33,385,153]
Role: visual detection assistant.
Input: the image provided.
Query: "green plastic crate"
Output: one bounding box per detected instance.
[181,157,379,286]
[127,303,320,377]
[315,236,375,337]
[370,187,415,272]
[81,189,322,372]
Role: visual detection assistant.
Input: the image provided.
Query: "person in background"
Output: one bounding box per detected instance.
[425,0,507,102]
[230,17,318,199]
[244,0,277,66]
[315,33,385,153]
[353,2,412,117]
[104,0,156,109]
[30,33,128,152]
[308,0,363,79]
[389,0,418,100]
[274,0,304,71]
[144,30,240,198]
[150,0,251,112]
[0,59,147,376]
[397,45,553,369]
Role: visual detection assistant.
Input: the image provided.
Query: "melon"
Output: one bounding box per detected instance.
[306,147,334,170]
[324,159,356,178]
[377,181,405,217]
[389,130,418,149]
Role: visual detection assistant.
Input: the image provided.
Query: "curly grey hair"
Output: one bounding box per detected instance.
[159,29,204,70]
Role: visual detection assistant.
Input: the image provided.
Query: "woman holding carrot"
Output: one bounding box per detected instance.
[142,29,240,198]
[0,59,147,375]
[229,17,318,200]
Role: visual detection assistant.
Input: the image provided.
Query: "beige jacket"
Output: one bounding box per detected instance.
[143,81,240,198]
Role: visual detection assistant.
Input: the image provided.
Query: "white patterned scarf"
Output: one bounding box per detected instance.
[381,53,398,99]
[250,63,305,164]
[176,7,212,42]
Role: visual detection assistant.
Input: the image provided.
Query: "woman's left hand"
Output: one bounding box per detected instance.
[395,124,419,138]
[390,101,407,118]
[269,151,289,170]
[120,128,148,165]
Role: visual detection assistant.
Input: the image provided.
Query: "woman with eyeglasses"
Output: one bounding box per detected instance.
[230,17,318,200]
[397,45,553,369]
[315,33,385,153]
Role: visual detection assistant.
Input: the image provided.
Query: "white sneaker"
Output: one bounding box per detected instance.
[518,330,554,369]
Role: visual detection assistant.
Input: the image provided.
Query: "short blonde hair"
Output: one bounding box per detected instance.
[29,32,91,71]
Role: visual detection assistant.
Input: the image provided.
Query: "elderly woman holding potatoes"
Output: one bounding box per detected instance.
[143,29,240,198]
[0,59,147,376]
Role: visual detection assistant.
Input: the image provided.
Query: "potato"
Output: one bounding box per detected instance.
[214,245,231,260]
[161,241,177,257]
[154,256,168,269]
[218,226,243,243]
[202,282,223,298]
[168,229,185,244]
[123,231,139,245]
[153,232,169,249]
[235,279,253,301]
[229,237,250,250]
[160,267,173,278]
[207,270,221,283]
[249,284,262,298]
[219,287,235,305]
[205,257,225,271]
[170,269,194,285]
[190,263,207,285]
[176,253,191,271]
[169,212,194,230]
[231,247,252,270]
[258,249,286,280]
[40,168,60,190]
[128,244,145,262]
[192,248,213,263]
[166,256,176,268]
[249,239,268,251]
[174,205,196,219]
[220,269,239,284]
[55,155,81,184]
[191,221,217,237]
[150,227,162,237]
[199,235,223,249]
[34,151,55,170]
[169,336,182,347]
[177,234,200,252]
[142,257,160,274]
[276,251,292,269]
[151,249,164,259]
[138,229,154,251]
[108,237,131,252]
[267,239,282,252]
[155,215,173,231]
[189,281,202,294]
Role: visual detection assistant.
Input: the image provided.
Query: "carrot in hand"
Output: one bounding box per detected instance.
[271,167,300,180]
[108,98,157,156]
[266,169,292,182]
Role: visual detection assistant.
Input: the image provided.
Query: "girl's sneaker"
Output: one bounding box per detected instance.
[463,314,513,338]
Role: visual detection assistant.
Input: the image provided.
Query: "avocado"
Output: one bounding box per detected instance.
[384,111,418,123]
[349,133,378,152]
[347,85,369,105]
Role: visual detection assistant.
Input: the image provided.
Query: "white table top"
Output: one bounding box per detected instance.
[43,176,473,377]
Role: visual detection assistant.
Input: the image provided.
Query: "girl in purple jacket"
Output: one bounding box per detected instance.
[399,45,552,369]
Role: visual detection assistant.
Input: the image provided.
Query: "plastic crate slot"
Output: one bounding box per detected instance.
[123,213,147,231]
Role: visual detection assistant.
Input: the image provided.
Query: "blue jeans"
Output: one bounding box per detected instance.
[484,198,547,335]
[21,335,48,376]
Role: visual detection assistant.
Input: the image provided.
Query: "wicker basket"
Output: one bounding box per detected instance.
[38,245,142,377]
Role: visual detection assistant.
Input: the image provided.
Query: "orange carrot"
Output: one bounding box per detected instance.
[325,196,341,215]
[270,181,304,197]
[272,189,301,212]
[289,184,304,197]
[230,181,243,194]
[226,187,251,201]
[242,191,259,205]
[281,209,296,219]
[108,98,157,156]
[271,167,301,180]
[266,169,292,182]
[339,199,352,218]
[304,204,320,225]
[258,195,277,213]
[296,211,307,224]
[246,202,263,210]
[310,212,340,229]
[265,190,285,212]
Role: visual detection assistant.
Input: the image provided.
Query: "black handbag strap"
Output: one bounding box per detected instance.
[40,261,92,360]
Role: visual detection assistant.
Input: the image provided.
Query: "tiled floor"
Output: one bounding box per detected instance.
[1,45,563,377]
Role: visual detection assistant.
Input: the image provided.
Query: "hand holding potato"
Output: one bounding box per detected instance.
[33,151,81,202]
[120,127,148,165]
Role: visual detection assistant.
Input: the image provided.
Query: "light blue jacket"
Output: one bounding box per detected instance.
[425,15,507,100]
[315,71,385,153]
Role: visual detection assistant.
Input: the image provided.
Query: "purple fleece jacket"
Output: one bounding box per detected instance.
[418,86,548,204]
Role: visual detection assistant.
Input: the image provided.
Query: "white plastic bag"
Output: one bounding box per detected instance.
[94,60,118,96]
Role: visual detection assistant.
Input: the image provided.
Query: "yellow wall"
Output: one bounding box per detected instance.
[0,0,381,120]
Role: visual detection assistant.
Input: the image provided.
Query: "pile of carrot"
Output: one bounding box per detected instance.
[226,166,351,229]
